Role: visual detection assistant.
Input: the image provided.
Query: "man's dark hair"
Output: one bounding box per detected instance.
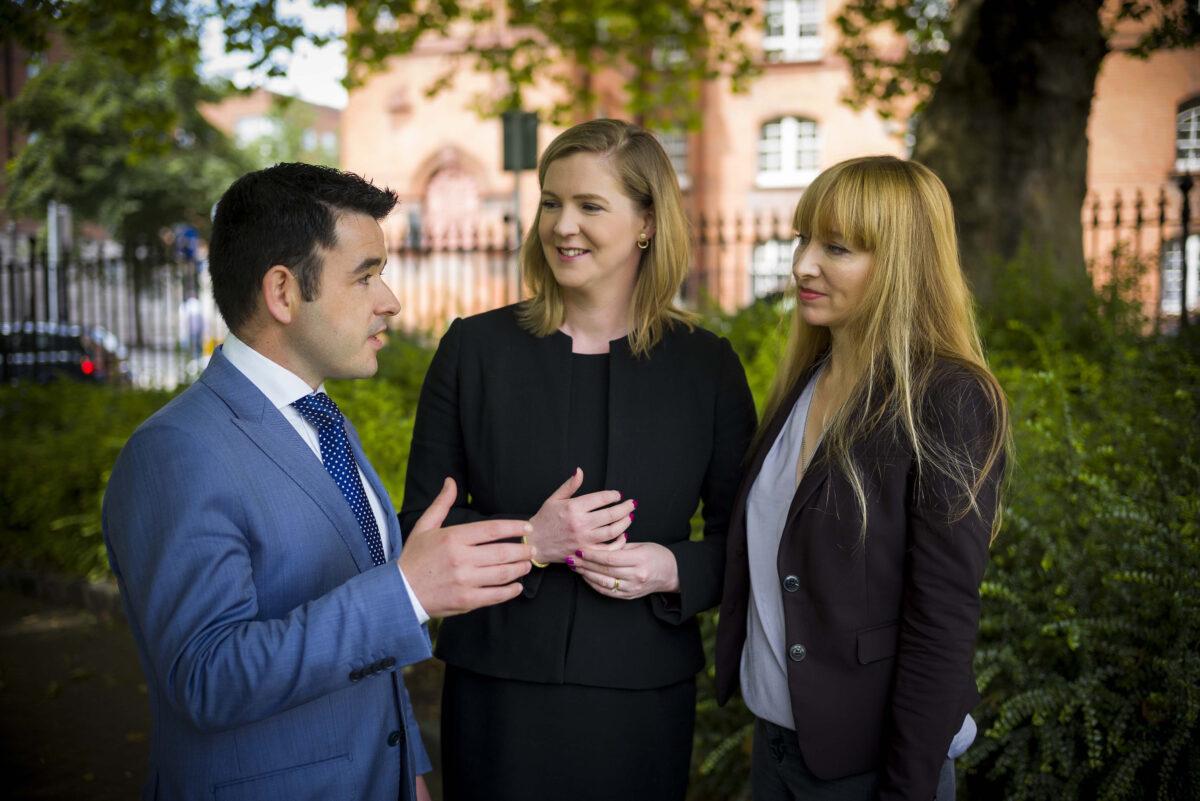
[209,163,399,333]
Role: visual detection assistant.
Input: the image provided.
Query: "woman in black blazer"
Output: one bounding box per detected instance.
[400,119,756,801]
[715,156,1009,800]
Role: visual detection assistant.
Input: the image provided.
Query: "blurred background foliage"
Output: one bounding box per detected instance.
[1,254,1197,799]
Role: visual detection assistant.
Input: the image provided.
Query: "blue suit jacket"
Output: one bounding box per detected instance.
[103,350,432,801]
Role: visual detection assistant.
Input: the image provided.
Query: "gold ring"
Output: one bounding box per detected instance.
[613,579,621,591]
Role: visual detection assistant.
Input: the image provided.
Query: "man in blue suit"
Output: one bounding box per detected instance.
[103,163,533,801]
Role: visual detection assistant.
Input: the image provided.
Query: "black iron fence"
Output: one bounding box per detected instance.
[1,237,209,388]
[1081,182,1200,326]
[5,182,1194,389]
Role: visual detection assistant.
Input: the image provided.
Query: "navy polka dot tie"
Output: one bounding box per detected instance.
[292,392,386,566]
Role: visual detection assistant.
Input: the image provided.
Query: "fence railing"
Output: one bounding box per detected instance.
[1,237,215,388]
[3,182,1195,389]
[1081,182,1200,325]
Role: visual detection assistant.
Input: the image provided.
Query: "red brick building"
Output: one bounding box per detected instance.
[340,0,1199,321]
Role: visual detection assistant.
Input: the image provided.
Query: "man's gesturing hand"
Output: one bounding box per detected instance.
[398,477,533,618]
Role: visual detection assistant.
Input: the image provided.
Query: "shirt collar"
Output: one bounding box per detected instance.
[220,332,327,410]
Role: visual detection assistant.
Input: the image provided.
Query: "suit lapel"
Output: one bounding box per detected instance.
[201,352,376,573]
[345,419,401,551]
[728,363,824,539]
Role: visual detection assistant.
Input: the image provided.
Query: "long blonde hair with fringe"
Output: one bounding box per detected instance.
[762,155,1009,541]
[517,119,694,356]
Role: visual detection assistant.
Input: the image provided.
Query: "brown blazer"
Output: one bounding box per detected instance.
[715,359,1004,801]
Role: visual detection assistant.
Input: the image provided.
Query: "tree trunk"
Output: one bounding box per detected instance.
[913,0,1107,306]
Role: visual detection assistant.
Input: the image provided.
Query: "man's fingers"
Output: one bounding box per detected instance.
[470,542,537,567]
[472,561,534,587]
[467,582,525,609]
[452,518,534,546]
[411,477,457,535]
[547,468,584,501]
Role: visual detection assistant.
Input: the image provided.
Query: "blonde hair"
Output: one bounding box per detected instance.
[763,155,1009,540]
[517,118,694,357]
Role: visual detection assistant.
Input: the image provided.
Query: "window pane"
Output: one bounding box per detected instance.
[759,121,783,173]
[764,0,823,61]
[750,238,799,298]
[656,131,689,180]
[795,119,819,171]
[1177,105,1200,172]
[765,0,786,37]
[797,0,822,38]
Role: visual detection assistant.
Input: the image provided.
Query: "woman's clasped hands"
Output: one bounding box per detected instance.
[527,468,680,600]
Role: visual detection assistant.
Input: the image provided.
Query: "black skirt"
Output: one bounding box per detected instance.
[441,665,696,801]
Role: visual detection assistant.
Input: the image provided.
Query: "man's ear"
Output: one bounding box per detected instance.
[261,265,300,325]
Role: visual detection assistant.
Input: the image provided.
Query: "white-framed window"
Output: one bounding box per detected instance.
[763,0,823,63]
[1162,234,1199,317]
[656,130,690,189]
[757,116,820,188]
[233,116,281,148]
[750,237,798,298]
[1177,98,1200,173]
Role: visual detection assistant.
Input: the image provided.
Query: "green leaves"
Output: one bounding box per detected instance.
[961,305,1200,798]
[3,33,248,248]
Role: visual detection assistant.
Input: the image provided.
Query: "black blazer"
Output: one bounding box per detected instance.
[400,305,756,689]
[715,360,1004,800]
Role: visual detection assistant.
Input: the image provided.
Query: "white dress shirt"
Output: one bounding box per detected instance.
[221,333,429,624]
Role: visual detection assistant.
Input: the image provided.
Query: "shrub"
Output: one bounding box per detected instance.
[0,382,176,578]
[962,335,1200,799]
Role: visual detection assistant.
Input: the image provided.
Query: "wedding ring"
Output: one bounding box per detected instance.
[613,579,621,591]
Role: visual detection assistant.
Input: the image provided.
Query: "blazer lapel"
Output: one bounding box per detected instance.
[783,444,831,532]
[201,352,376,573]
[728,362,823,538]
[345,420,402,551]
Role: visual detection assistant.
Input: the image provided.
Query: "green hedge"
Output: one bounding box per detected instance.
[0,382,177,579]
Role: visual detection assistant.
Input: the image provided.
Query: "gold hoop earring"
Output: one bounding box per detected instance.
[637,233,650,250]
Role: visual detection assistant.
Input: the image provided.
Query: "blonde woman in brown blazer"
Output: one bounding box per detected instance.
[715,156,1009,801]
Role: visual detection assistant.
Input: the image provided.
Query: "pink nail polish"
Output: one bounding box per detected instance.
[566,556,575,567]
[629,512,635,521]
[575,549,583,558]
[632,499,638,509]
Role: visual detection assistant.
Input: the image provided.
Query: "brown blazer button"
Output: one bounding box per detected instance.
[783,575,801,592]
[788,643,807,662]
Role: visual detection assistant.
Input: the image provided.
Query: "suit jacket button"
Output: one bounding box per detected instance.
[349,669,363,682]
[782,575,801,592]
[387,730,403,747]
[788,643,807,662]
